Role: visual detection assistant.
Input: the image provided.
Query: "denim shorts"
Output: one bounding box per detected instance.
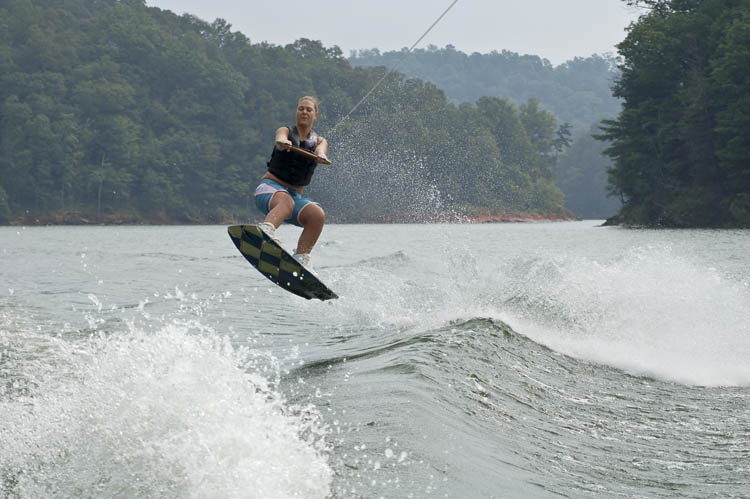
[254,178,320,227]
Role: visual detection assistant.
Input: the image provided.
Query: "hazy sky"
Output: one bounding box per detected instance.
[146,1,642,65]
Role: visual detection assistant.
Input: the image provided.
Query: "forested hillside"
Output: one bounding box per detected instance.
[600,0,750,227]
[350,46,624,218]
[0,0,572,224]
[350,46,621,133]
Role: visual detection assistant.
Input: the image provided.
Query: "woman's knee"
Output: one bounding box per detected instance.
[300,203,325,227]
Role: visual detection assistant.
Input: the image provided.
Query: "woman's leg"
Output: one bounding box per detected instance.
[265,191,294,228]
[295,203,326,254]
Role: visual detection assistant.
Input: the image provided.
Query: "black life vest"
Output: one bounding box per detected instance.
[266,125,320,186]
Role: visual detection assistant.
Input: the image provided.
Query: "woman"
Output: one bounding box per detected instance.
[253,96,329,268]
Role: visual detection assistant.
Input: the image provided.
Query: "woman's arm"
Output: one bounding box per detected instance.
[275,127,291,150]
[315,137,329,163]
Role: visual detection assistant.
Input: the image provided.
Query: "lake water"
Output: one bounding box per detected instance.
[1,222,749,498]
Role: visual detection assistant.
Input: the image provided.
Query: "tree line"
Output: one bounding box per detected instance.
[0,0,572,224]
[350,45,622,134]
[350,45,625,219]
[600,0,750,227]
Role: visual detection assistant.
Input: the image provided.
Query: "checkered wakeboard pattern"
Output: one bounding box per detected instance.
[227,225,338,301]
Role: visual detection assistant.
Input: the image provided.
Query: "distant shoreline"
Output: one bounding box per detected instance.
[4,210,577,226]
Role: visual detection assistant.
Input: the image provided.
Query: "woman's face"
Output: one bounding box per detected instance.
[296,99,318,127]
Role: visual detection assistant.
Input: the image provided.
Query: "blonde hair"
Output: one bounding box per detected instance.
[298,95,319,112]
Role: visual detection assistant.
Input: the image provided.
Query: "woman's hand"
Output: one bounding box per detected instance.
[274,127,292,150]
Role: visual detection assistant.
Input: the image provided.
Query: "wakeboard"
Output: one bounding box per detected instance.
[227,224,338,301]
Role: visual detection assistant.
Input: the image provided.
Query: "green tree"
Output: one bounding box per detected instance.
[0,185,10,223]
[600,0,750,227]
[350,45,622,133]
[0,0,571,224]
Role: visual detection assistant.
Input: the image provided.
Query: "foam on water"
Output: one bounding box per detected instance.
[499,245,750,387]
[298,232,750,388]
[0,320,332,498]
[3,224,749,498]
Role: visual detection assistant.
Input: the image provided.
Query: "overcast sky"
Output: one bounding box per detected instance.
[146,1,642,65]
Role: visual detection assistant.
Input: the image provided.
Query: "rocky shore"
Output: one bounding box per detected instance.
[7,209,577,226]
